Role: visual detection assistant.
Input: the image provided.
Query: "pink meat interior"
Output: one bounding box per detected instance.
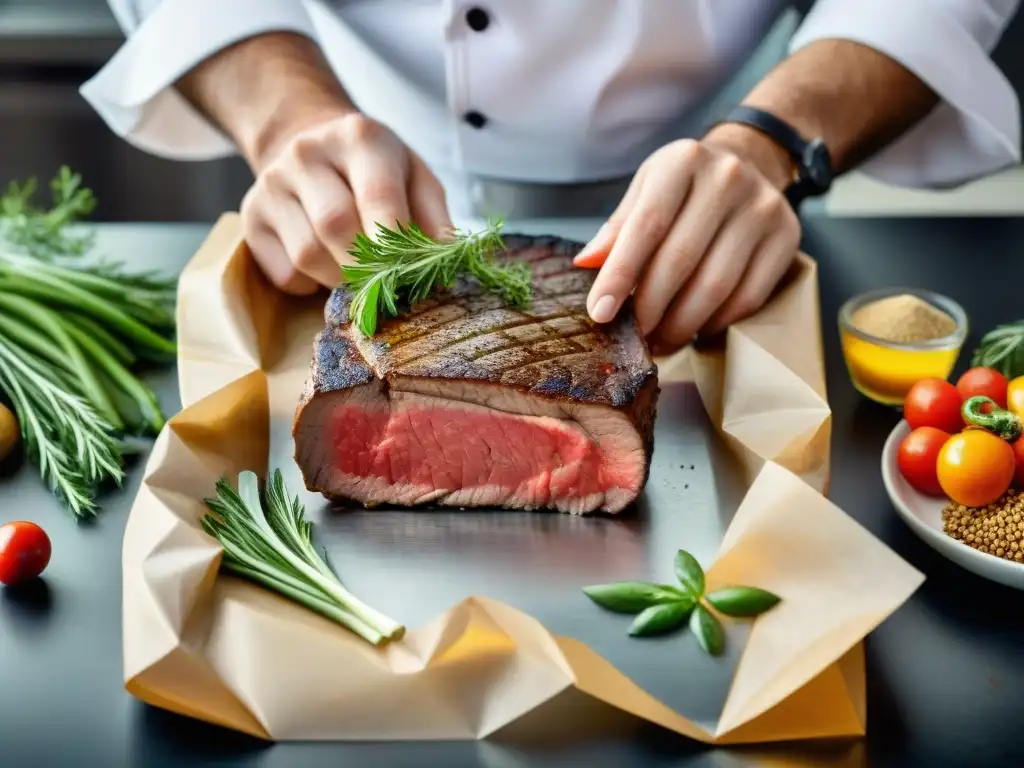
[324,390,645,513]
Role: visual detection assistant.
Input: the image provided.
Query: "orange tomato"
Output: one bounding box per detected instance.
[1008,376,1024,421]
[938,429,1015,507]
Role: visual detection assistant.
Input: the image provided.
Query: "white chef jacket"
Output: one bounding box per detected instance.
[83,0,1022,203]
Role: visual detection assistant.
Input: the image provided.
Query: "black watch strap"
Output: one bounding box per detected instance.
[725,106,806,163]
[717,106,833,207]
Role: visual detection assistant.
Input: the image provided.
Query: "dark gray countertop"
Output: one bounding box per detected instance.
[2,217,1023,768]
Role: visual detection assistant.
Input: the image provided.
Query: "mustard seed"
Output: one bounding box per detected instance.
[943,490,1024,565]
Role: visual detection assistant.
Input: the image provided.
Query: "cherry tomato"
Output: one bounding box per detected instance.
[956,367,1008,410]
[1013,437,1024,489]
[897,427,949,496]
[937,430,1016,508]
[904,378,963,433]
[1007,376,1024,421]
[0,521,51,586]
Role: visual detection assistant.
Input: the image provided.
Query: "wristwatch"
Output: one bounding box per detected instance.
[716,105,833,208]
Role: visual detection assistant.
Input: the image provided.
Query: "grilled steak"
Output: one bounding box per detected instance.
[293,234,659,514]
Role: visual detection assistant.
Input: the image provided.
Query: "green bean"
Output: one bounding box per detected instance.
[64,313,135,366]
[0,292,122,429]
[62,321,165,433]
[0,270,176,355]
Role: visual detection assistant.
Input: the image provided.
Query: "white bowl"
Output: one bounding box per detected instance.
[881,421,1024,589]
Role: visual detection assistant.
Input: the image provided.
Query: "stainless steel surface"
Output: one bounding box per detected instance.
[466,175,633,220]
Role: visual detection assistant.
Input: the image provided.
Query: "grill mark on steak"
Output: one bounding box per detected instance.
[294,233,659,514]
[374,288,589,353]
[497,348,608,376]
[469,328,597,362]
[388,308,583,368]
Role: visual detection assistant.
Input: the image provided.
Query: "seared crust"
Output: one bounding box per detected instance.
[311,234,657,408]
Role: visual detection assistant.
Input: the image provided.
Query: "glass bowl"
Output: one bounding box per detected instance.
[838,288,968,407]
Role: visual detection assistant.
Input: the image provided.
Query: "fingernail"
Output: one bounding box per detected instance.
[590,295,618,323]
[573,224,609,265]
[574,250,607,269]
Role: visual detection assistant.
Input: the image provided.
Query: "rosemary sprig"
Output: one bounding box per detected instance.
[341,220,532,336]
[0,166,97,260]
[0,330,123,518]
[971,320,1024,380]
[202,470,405,646]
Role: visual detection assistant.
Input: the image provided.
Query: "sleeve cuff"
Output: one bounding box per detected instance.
[790,0,1022,189]
[80,0,318,161]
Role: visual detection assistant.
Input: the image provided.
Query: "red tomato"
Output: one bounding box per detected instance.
[0,521,51,586]
[956,367,1009,410]
[904,378,963,433]
[897,427,949,496]
[1013,438,1024,489]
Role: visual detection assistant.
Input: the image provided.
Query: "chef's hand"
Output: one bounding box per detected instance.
[241,110,452,294]
[574,125,801,352]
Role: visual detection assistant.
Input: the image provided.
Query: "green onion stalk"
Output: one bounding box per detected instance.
[203,471,406,647]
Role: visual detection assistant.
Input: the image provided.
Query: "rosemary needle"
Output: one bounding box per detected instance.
[341,220,532,336]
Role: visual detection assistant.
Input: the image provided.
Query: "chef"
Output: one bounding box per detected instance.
[83,1,1021,351]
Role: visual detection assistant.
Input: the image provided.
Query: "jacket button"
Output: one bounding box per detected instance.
[464,111,488,129]
[466,7,489,32]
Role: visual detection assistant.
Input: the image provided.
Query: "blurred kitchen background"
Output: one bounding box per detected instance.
[2,0,1023,222]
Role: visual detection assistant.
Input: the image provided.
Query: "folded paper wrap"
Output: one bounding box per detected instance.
[123,215,923,742]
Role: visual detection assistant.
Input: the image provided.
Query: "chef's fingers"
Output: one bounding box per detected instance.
[701,217,799,336]
[574,166,646,268]
[272,192,345,289]
[240,186,321,295]
[585,146,697,323]
[647,204,765,349]
[408,156,454,240]
[291,163,361,270]
[631,165,747,336]
[345,148,413,240]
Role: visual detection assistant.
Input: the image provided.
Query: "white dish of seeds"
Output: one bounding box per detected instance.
[882,420,1024,590]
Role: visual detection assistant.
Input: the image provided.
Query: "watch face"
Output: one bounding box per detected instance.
[802,139,833,192]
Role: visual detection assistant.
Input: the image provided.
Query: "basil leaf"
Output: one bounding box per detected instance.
[705,586,781,617]
[674,550,705,597]
[689,604,725,656]
[628,599,694,637]
[582,582,686,613]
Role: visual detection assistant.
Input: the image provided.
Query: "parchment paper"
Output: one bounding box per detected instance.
[123,214,923,742]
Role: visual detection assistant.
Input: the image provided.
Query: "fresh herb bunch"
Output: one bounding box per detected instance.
[203,470,405,647]
[971,320,1024,380]
[341,219,532,336]
[1,166,97,260]
[583,549,780,656]
[0,168,177,518]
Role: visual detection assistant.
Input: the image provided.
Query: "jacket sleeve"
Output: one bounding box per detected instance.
[790,0,1022,188]
[81,0,318,161]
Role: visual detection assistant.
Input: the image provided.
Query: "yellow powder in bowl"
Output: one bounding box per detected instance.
[851,294,956,344]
